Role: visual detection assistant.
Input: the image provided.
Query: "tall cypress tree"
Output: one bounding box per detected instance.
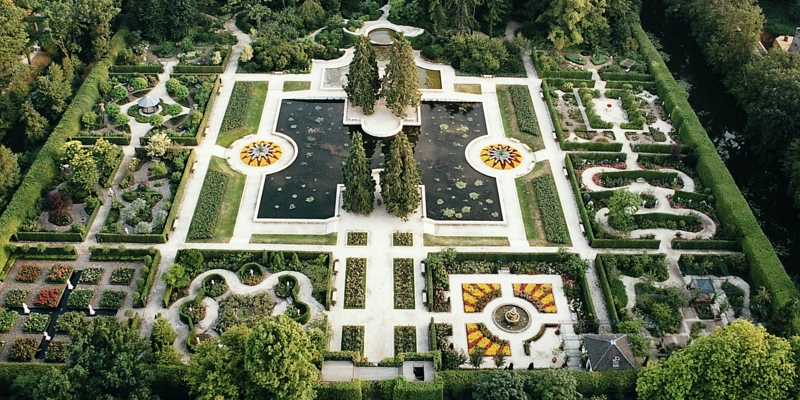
[381,34,421,118]
[341,131,375,214]
[345,36,381,115]
[380,132,421,220]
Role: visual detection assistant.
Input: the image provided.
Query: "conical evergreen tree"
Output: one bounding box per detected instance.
[341,131,375,214]
[345,36,381,115]
[380,132,421,220]
[381,34,421,118]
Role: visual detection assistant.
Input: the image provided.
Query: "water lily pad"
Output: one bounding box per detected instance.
[474,180,484,186]
[462,206,471,213]
[469,192,480,200]
[436,199,444,205]
[486,199,493,204]
[439,123,449,130]
[306,197,314,202]
[455,181,467,189]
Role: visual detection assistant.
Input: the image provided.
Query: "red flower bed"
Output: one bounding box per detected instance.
[46,264,73,284]
[33,288,63,308]
[17,264,43,283]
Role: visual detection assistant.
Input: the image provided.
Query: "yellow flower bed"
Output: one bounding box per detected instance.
[462,283,501,313]
[513,283,557,313]
[240,141,282,167]
[480,144,522,170]
[466,323,510,356]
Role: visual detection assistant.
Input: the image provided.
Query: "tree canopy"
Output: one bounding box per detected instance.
[345,35,380,115]
[637,320,796,400]
[381,34,421,117]
[380,132,421,220]
[342,131,376,214]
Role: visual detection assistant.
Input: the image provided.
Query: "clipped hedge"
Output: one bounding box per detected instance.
[592,239,661,249]
[605,80,657,91]
[73,135,131,145]
[508,85,540,135]
[672,239,740,251]
[96,150,195,244]
[594,255,620,325]
[531,175,569,243]
[88,246,160,307]
[601,72,653,81]
[0,26,128,268]
[632,143,674,153]
[564,154,595,242]
[315,380,363,400]
[109,64,164,73]
[541,81,566,143]
[543,78,595,89]
[394,379,443,400]
[539,69,593,80]
[14,231,83,242]
[597,169,678,184]
[171,75,220,146]
[562,141,624,152]
[633,22,798,322]
[672,190,710,203]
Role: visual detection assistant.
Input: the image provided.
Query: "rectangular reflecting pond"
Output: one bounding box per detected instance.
[257,101,501,221]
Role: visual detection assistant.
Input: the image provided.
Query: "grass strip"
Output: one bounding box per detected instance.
[249,233,337,245]
[422,234,509,247]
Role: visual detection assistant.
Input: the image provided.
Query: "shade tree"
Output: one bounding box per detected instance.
[380,132,421,221]
[381,34,421,118]
[341,131,376,214]
[344,35,380,115]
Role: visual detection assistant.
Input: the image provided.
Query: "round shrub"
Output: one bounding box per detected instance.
[114,113,130,126]
[131,77,148,91]
[173,85,189,100]
[166,103,183,116]
[105,102,121,117]
[149,114,164,127]
[111,85,128,99]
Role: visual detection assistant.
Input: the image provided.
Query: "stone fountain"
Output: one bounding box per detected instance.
[505,307,521,325]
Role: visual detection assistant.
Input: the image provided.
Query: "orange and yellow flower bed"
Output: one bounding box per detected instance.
[513,283,557,313]
[480,144,522,170]
[462,283,501,313]
[240,141,282,166]
[466,323,510,356]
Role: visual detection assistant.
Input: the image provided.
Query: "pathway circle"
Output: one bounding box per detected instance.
[225,132,298,175]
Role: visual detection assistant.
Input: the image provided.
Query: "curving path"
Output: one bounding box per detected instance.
[165,269,324,359]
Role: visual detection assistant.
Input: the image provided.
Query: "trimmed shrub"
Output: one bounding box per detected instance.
[508,85,540,135]
[532,175,569,243]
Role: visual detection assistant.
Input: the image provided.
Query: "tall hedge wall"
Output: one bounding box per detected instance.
[632,22,799,322]
[0,26,128,268]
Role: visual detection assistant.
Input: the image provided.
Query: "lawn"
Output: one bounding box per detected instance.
[283,81,311,91]
[422,234,509,246]
[188,156,246,243]
[216,81,268,148]
[249,233,338,245]
[497,84,544,151]
[515,161,571,246]
[454,83,482,94]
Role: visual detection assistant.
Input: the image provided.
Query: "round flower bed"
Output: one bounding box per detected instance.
[480,144,522,170]
[215,293,275,333]
[203,274,228,298]
[240,141,282,166]
[238,263,264,286]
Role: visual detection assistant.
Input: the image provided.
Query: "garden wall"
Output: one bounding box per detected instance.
[632,22,799,325]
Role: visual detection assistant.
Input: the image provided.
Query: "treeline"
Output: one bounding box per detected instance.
[665,0,800,210]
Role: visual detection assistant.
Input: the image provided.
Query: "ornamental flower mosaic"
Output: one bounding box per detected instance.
[513,283,557,313]
[240,141,282,167]
[466,322,511,356]
[462,283,501,313]
[480,144,522,170]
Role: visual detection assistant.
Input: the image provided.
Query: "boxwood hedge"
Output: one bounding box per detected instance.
[633,22,798,326]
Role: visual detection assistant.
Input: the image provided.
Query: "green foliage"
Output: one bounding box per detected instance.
[394,326,417,354]
[162,263,190,289]
[220,81,253,131]
[315,380,363,400]
[0,309,18,332]
[473,371,528,400]
[634,283,685,334]
[633,23,798,330]
[344,258,367,308]
[99,290,125,308]
[532,174,569,243]
[393,258,415,309]
[606,189,641,232]
[382,34,421,117]
[526,367,580,400]
[637,320,793,399]
[187,170,227,239]
[508,85,539,135]
[67,289,94,308]
[380,132,421,220]
[601,253,668,281]
[244,315,319,400]
[341,131,375,214]
[341,325,365,354]
[345,36,380,115]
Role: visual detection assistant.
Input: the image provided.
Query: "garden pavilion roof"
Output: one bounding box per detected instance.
[138,96,159,108]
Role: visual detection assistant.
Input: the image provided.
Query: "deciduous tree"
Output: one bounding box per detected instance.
[345,35,380,115]
[0,0,30,72]
[0,145,19,200]
[381,34,421,118]
[244,315,319,400]
[146,132,172,157]
[342,131,375,214]
[187,324,252,400]
[34,62,73,119]
[21,101,48,143]
[637,320,795,400]
[527,368,580,400]
[473,371,528,400]
[606,189,640,232]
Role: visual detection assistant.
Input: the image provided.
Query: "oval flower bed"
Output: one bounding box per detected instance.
[466,322,510,356]
[512,283,557,313]
[462,283,501,313]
